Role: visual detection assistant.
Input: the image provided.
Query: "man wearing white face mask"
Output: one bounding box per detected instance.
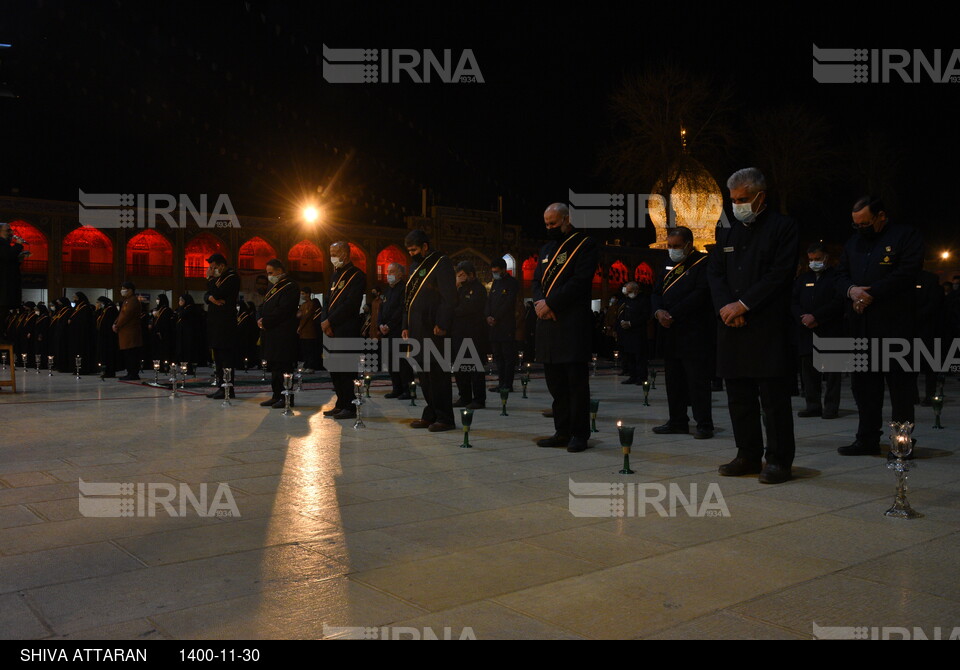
[379,262,413,398]
[652,226,714,438]
[708,167,798,484]
[791,242,844,419]
[319,242,366,418]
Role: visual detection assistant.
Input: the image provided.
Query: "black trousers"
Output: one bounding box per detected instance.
[664,356,713,430]
[386,337,415,393]
[492,340,518,390]
[622,350,648,380]
[851,370,917,446]
[331,370,356,410]
[454,369,486,404]
[121,347,142,379]
[799,355,840,414]
[543,361,590,440]
[270,360,296,400]
[211,346,237,386]
[417,336,453,426]
[724,376,795,468]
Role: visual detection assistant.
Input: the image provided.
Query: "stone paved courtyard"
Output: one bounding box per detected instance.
[1,365,959,640]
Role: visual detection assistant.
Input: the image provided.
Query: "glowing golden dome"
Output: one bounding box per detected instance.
[649,159,723,251]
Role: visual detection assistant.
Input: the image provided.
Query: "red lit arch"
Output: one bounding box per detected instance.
[8,220,48,273]
[521,255,537,282]
[185,233,227,278]
[609,260,629,286]
[238,236,277,271]
[288,240,325,274]
[348,243,367,274]
[376,245,408,282]
[592,264,602,286]
[63,227,113,274]
[635,262,655,285]
[126,229,173,277]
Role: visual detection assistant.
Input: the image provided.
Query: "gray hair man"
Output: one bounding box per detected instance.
[707,168,798,483]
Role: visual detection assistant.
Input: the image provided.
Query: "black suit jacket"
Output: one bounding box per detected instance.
[486,273,519,342]
[791,267,845,356]
[835,223,924,339]
[708,209,798,378]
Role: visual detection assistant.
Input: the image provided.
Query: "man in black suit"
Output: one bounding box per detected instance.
[616,281,648,385]
[0,223,25,343]
[835,196,924,455]
[402,229,457,431]
[533,202,598,453]
[452,261,489,410]
[319,241,366,419]
[651,226,714,439]
[486,257,519,392]
[258,259,300,408]
[708,168,798,484]
[379,262,414,398]
[204,253,240,399]
[791,241,845,419]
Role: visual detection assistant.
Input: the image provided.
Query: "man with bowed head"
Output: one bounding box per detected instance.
[708,167,798,484]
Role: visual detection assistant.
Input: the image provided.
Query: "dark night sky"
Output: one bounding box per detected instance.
[1,1,958,259]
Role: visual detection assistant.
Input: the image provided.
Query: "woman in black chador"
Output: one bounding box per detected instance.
[96,296,120,378]
[175,294,205,374]
[68,292,97,374]
[32,303,51,368]
[150,294,176,370]
[49,297,72,371]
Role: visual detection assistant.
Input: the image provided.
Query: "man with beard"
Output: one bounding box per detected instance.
[402,229,457,431]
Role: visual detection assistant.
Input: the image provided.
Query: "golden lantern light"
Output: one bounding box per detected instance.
[941,250,950,260]
[302,205,320,225]
[649,158,723,251]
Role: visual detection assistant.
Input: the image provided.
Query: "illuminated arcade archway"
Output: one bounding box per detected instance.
[376,245,408,282]
[238,236,278,272]
[185,233,227,278]
[126,229,173,277]
[62,227,113,274]
[288,240,325,275]
[8,220,48,273]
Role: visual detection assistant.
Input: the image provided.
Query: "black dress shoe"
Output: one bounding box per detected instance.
[566,437,589,453]
[537,434,570,448]
[797,408,822,418]
[272,396,295,409]
[333,409,357,419]
[208,388,226,399]
[542,410,554,418]
[838,441,880,456]
[652,423,688,435]
[822,411,838,419]
[410,419,431,429]
[621,377,640,385]
[693,429,714,440]
[322,407,341,416]
[465,401,486,410]
[397,392,412,400]
[759,464,792,484]
[118,375,141,381]
[261,397,281,407]
[384,391,401,399]
[718,457,763,476]
[453,398,469,408]
[428,422,456,432]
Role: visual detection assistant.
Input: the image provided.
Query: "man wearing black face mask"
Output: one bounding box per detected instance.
[533,203,598,453]
[835,196,924,456]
